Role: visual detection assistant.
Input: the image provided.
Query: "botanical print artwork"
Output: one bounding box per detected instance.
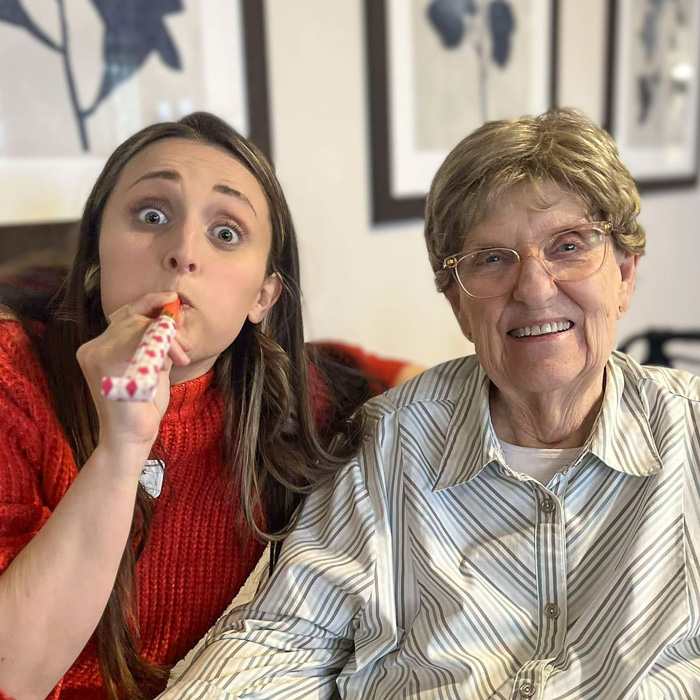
[366,0,554,220]
[414,0,533,152]
[427,0,515,121]
[0,0,195,156]
[627,0,694,147]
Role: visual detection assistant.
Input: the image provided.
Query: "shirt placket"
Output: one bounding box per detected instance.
[510,479,568,700]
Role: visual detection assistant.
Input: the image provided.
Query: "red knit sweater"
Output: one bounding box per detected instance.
[0,321,265,700]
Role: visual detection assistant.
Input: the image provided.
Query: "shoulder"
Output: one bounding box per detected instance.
[0,316,52,410]
[612,352,700,473]
[360,355,480,449]
[365,356,478,414]
[612,351,700,404]
[0,314,44,371]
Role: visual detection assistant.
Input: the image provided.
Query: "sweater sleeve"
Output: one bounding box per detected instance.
[0,322,69,700]
[0,321,74,575]
[0,322,50,574]
[0,395,52,572]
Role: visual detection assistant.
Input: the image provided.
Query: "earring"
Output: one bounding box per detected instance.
[618,305,623,314]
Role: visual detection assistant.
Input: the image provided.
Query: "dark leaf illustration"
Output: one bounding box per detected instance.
[671,0,687,25]
[0,0,59,50]
[464,0,478,15]
[640,5,661,60]
[488,0,514,67]
[636,0,688,124]
[0,0,185,150]
[87,0,184,114]
[425,0,519,121]
[638,73,660,123]
[427,0,470,47]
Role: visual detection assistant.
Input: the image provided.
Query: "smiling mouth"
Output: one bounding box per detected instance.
[508,321,574,338]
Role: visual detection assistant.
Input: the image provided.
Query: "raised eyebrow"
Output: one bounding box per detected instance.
[126,172,257,219]
[128,170,180,189]
[213,184,257,219]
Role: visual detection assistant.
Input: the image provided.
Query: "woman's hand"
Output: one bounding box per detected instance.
[76,291,191,464]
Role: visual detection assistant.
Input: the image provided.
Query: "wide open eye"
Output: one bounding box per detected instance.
[210,225,242,246]
[138,208,168,225]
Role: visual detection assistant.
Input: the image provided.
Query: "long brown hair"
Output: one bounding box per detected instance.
[32,113,363,700]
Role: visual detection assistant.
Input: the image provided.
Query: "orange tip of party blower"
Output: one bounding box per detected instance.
[160,298,181,321]
[100,298,181,402]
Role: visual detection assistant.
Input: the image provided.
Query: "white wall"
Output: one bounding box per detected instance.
[265,0,700,368]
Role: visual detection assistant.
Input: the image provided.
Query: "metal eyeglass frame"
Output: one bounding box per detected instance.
[442,220,619,299]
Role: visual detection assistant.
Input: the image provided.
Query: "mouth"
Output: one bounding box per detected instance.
[508,320,574,338]
[176,293,194,311]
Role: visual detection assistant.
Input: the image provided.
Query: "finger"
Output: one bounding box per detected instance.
[168,339,191,367]
[106,302,133,326]
[161,354,174,374]
[174,330,192,353]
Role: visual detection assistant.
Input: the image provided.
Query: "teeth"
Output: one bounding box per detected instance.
[511,321,571,338]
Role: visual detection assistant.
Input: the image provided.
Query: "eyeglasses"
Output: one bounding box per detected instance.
[442,221,619,299]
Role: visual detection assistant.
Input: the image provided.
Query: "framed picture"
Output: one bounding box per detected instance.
[605,0,700,190]
[0,0,271,226]
[366,0,559,223]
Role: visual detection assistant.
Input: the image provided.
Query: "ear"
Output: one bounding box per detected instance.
[444,284,473,341]
[248,273,283,324]
[617,252,639,317]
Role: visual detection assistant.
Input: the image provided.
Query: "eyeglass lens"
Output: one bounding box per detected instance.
[456,228,608,298]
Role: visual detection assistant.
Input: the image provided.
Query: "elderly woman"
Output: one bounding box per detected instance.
[160,108,700,700]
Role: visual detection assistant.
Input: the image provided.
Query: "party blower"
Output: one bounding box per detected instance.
[101,299,181,402]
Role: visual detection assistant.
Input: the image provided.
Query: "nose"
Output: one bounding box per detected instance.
[162,220,200,274]
[511,254,558,306]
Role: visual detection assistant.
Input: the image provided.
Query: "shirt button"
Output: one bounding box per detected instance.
[519,682,536,698]
[545,603,560,619]
[542,497,556,513]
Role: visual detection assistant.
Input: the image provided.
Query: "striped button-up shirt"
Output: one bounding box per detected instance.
[162,352,700,700]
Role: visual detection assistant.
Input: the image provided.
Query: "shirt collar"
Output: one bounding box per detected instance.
[432,353,662,492]
[433,361,501,491]
[585,352,663,477]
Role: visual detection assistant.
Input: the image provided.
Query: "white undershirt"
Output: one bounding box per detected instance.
[498,439,583,486]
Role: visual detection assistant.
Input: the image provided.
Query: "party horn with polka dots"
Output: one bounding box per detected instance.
[101,299,181,402]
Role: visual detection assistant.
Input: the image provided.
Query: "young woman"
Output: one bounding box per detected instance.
[0,113,386,700]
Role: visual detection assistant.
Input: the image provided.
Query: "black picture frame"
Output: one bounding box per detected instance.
[604,0,700,191]
[366,0,560,224]
[242,0,273,160]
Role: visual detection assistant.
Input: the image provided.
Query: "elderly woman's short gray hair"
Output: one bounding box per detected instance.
[425,107,646,292]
